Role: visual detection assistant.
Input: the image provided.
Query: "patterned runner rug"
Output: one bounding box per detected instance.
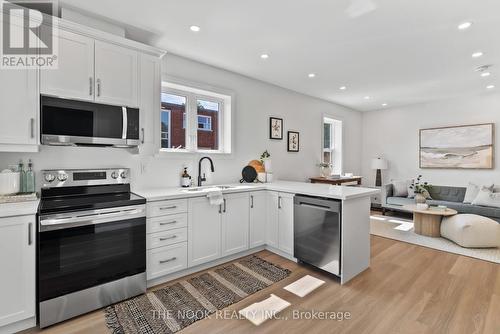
[105,255,291,334]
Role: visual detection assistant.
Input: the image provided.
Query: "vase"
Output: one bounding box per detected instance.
[415,193,426,204]
[320,166,332,178]
[263,159,272,173]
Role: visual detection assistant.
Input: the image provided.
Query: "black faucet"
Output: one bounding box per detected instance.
[198,156,215,186]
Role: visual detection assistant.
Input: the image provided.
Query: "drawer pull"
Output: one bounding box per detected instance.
[159,235,177,241]
[159,206,177,210]
[159,221,177,226]
[159,257,177,264]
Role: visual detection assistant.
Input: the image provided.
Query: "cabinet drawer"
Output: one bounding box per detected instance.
[147,199,188,218]
[147,213,187,234]
[147,243,187,280]
[147,228,187,250]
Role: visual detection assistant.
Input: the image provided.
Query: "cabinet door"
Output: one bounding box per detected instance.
[138,53,161,153]
[95,40,138,107]
[188,197,221,267]
[40,30,94,101]
[0,216,35,327]
[266,191,279,248]
[249,191,267,248]
[221,193,249,256]
[278,193,294,255]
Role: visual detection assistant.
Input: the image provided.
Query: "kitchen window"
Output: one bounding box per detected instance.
[160,82,232,153]
[323,117,343,175]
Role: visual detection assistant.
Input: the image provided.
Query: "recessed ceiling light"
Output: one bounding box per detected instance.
[481,72,491,77]
[260,54,269,59]
[381,103,388,107]
[190,25,200,32]
[472,51,484,58]
[486,85,495,89]
[458,22,472,30]
[364,96,371,100]
[308,73,316,78]
[339,86,347,90]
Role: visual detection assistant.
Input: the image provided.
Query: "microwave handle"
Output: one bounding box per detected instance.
[122,107,128,139]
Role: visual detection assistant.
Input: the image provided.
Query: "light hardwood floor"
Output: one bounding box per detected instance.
[23,236,500,334]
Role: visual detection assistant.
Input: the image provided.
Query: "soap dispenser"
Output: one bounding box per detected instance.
[181,167,191,188]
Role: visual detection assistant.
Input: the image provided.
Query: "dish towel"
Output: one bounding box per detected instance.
[206,190,224,205]
[238,294,291,326]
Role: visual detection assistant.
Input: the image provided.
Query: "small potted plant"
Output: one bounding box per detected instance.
[317,162,333,178]
[260,150,272,172]
[409,175,431,204]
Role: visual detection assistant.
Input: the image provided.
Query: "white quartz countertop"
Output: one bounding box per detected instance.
[134,180,379,202]
[0,200,40,218]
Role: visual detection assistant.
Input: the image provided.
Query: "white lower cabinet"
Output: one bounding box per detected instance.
[0,215,35,328]
[221,193,249,256]
[249,191,267,248]
[147,243,188,280]
[188,197,222,267]
[266,191,294,256]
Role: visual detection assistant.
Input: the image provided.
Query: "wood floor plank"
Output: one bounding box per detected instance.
[22,236,499,334]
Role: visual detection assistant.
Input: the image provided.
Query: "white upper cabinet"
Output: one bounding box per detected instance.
[40,30,94,101]
[138,53,161,151]
[0,215,36,328]
[249,191,267,248]
[188,197,222,267]
[94,41,138,107]
[221,193,249,256]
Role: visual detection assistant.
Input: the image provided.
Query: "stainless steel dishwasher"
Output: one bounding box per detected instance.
[294,194,341,276]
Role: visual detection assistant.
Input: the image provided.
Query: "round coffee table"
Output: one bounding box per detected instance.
[403,205,458,237]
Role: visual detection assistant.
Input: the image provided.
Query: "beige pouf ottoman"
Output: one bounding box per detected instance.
[441,214,500,248]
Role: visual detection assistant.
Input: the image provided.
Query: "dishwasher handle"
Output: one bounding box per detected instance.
[294,195,341,212]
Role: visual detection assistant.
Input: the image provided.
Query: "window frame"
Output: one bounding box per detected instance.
[160,109,172,149]
[158,84,229,154]
[322,116,343,175]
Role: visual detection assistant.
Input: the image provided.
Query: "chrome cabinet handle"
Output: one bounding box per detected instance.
[159,235,177,241]
[223,199,227,213]
[278,196,282,209]
[141,128,145,144]
[89,77,93,95]
[159,206,177,210]
[28,223,33,245]
[159,257,177,264]
[250,195,254,208]
[159,220,177,226]
[219,204,222,214]
[30,118,35,138]
[96,78,101,97]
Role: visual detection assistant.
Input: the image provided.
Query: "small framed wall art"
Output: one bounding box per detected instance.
[269,117,283,140]
[287,131,300,152]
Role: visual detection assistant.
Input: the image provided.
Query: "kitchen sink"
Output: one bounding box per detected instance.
[181,185,238,193]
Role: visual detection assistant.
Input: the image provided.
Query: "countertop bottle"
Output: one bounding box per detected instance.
[181,168,191,188]
[25,159,35,193]
[18,160,26,193]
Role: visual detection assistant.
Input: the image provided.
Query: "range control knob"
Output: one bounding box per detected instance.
[44,173,55,183]
[57,173,68,182]
[111,171,119,179]
[120,171,127,179]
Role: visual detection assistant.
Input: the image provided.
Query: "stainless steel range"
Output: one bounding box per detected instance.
[37,168,146,328]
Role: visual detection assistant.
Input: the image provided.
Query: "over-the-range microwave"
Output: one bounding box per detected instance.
[40,96,140,147]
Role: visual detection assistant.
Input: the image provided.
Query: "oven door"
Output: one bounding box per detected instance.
[38,205,146,303]
[40,96,140,147]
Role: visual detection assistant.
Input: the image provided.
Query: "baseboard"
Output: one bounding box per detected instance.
[147,245,267,288]
[0,316,36,334]
[264,245,296,262]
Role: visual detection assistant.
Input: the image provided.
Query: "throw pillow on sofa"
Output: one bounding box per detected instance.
[392,180,409,197]
[472,186,500,208]
[464,183,494,204]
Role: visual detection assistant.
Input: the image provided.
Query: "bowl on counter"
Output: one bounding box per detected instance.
[0,171,20,195]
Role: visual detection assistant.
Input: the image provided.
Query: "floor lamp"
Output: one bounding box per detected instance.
[371,158,388,187]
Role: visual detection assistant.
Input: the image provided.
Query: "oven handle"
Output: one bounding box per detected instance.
[40,205,145,232]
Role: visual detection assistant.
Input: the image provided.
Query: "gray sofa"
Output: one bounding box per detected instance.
[381,183,500,223]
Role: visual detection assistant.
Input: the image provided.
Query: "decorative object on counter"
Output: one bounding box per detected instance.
[240,165,258,183]
[287,131,299,152]
[18,160,26,193]
[0,192,38,203]
[317,162,332,178]
[419,123,494,169]
[408,175,432,204]
[105,255,291,334]
[25,159,35,193]
[269,117,283,139]
[0,169,21,195]
[370,157,388,187]
[181,167,192,188]
[248,159,265,173]
[257,172,266,183]
[266,172,273,183]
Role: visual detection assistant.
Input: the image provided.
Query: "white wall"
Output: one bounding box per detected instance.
[0,53,363,190]
[362,93,500,187]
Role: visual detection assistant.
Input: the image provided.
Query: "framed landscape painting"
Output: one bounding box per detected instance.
[419,123,494,169]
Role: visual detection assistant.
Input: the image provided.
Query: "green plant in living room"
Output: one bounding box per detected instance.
[409,175,432,203]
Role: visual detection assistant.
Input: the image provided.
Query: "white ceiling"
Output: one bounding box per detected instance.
[61,0,500,111]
